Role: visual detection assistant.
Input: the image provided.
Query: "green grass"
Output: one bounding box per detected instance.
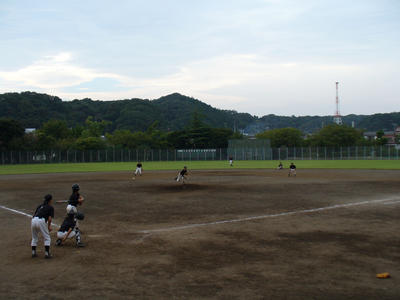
[0,160,400,175]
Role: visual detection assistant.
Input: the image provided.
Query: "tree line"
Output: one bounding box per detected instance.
[256,125,394,148]
[0,113,242,151]
[1,116,393,152]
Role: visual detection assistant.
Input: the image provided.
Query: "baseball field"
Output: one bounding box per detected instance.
[1,162,400,299]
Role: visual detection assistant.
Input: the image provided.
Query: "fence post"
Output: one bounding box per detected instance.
[340,147,342,160]
[355,146,357,160]
[388,146,390,160]
[380,146,382,160]
[278,148,281,161]
[293,147,295,160]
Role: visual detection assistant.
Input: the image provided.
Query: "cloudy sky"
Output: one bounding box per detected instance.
[0,0,399,116]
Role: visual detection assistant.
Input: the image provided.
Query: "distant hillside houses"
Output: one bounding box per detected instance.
[363,126,400,145]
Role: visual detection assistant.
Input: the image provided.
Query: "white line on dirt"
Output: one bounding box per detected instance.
[139,197,400,234]
[383,200,400,205]
[0,205,59,227]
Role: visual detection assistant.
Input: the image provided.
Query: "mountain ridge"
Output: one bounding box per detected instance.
[0,91,399,133]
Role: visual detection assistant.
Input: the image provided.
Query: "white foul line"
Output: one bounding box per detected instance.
[0,205,59,227]
[383,201,400,205]
[139,197,400,234]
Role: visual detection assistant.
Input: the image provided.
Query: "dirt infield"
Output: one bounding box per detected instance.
[1,169,400,299]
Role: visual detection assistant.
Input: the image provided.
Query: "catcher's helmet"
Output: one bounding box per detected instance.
[72,183,80,191]
[76,212,85,220]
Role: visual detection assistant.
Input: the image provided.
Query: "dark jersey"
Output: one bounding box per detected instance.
[137,163,142,168]
[69,192,80,207]
[33,204,54,223]
[59,215,76,232]
[229,156,233,160]
[180,169,188,176]
[290,164,296,169]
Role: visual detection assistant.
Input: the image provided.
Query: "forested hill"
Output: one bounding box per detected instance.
[0,91,399,133]
[0,92,254,132]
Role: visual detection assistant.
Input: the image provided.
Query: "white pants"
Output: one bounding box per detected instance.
[31,217,50,246]
[176,174,184,182]
[289,169,296,175]
[135,167,142,175]
[229,160,233,165]
[66,204,77,214]
[57,230,76,240]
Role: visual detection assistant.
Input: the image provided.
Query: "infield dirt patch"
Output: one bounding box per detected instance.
[1,169,400,299]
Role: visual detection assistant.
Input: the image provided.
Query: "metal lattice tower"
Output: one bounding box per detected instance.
[333,81,343,125]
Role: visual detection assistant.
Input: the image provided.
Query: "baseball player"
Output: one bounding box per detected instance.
[133,161,143,179]
[31,194,54,259]
[67,183,84,215]
[229,156,233,167]
[55,208,85,247]
[176,166,188,183]
[277,161,283,170]
[288,162,297,177]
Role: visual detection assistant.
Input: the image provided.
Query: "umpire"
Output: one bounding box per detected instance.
[31,194,54,259]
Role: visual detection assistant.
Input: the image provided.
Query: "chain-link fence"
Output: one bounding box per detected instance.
[1,146,399,164]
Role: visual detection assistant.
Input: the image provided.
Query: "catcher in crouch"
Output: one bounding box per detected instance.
[56,207,85,247]
[176,166,189,183]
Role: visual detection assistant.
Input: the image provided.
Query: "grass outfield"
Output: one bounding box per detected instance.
[0,160,400,175]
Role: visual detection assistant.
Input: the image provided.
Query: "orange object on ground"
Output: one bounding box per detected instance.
[376,273,391,279]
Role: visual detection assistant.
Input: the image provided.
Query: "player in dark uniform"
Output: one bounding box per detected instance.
[277,161,283,170]
[55,211,84,247]
[288,162,297,177]
[176,166,188,183]
[66,183,85,237]
[133,162,143,180]
[229,156,233,167]
[31,194,54,258]
[67,183,84,214]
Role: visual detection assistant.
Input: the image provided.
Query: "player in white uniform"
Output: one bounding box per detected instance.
[31,194,54,259]
[176,166,188,183]
[133,162,143,180]
[229,156,233,167]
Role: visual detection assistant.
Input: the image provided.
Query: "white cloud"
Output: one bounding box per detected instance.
[0,52,122,90]
[0,52,398,116]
